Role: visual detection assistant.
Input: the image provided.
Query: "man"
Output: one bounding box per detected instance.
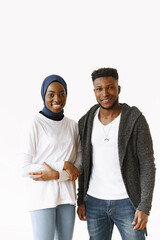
[77,68,155,240]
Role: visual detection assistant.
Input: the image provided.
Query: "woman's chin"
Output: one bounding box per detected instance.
[51,108,62,113]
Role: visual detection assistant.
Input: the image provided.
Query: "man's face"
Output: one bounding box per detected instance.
[93,76,121,110]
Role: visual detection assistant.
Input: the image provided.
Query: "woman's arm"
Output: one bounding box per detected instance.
[20,153,66,181]
[62,151,82,181]
[29,159,82,182]
[25,121,82,182]
[20,121,66,180]
[29,162,59,181]
[60,130,82,181]
[28,143,82,182]
[20,153,45,177]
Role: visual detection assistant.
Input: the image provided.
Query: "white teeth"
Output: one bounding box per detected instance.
[52,104,61,109]
[102,99,110,103]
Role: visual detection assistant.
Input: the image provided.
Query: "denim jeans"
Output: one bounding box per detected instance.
[86,195,145,240]
[30,204,75,240]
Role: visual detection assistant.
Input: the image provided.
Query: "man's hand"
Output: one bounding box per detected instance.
[29,162,59,181]
[77,204,87,221]
[63,161,80,181]
[132,210,148,230]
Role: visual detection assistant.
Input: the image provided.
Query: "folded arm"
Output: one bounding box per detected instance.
[20,153,63,181]
[21,150,82,182]
[21,121,82,182]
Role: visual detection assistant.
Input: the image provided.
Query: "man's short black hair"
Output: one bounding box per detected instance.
[91,68,119,81]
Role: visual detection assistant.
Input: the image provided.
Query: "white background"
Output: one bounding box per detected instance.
[0,0,160,239]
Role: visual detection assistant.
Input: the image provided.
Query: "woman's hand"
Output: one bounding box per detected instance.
[29,162,59,181]
[63,161,80,181]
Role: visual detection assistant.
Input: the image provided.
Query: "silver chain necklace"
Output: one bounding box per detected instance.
[101,122,113,141]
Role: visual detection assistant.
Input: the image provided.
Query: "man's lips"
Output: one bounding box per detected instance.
[101,98,112,104]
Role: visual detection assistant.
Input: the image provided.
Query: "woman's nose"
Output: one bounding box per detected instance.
[53,94,60,102]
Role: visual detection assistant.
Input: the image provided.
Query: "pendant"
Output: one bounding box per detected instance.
[104,138,109,141]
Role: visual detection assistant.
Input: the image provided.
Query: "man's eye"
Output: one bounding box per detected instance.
[96,88,102,91]
[60,93,65,97]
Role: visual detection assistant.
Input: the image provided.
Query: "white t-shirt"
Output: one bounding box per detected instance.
[19,113,82,211]
[87,109,128,200]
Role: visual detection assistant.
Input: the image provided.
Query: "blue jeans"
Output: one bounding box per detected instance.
[86,195,145,240]
[30,204,75,240]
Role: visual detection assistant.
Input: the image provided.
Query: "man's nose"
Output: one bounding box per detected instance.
[102,88,109,96]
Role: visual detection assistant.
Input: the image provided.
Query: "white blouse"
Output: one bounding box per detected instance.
[20,113,82,211]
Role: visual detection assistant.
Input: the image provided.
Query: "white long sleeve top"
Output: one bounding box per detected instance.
[19,113,82,211]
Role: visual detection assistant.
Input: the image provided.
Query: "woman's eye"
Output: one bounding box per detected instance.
[48,94,54,97]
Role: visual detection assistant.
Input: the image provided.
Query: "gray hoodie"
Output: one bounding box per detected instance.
[77,103,155,215]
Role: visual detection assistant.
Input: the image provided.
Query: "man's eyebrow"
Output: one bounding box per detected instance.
[95,83,113,87]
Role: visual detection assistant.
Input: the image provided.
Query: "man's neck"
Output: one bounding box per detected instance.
[98,104,121,125]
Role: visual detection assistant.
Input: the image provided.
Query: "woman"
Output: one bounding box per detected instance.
[20,74,82,240]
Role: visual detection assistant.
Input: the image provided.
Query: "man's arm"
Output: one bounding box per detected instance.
[77,171,87,221]
[77,204,86,221]
[132,210,148,230]
[133,115,156,230]
[136,115,155,214]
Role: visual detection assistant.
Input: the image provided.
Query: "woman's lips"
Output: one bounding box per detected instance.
[52,104,62,109]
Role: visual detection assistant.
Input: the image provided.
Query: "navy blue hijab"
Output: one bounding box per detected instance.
[40,74,67,121]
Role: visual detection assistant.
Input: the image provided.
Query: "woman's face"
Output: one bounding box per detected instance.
[45,82,67,113]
